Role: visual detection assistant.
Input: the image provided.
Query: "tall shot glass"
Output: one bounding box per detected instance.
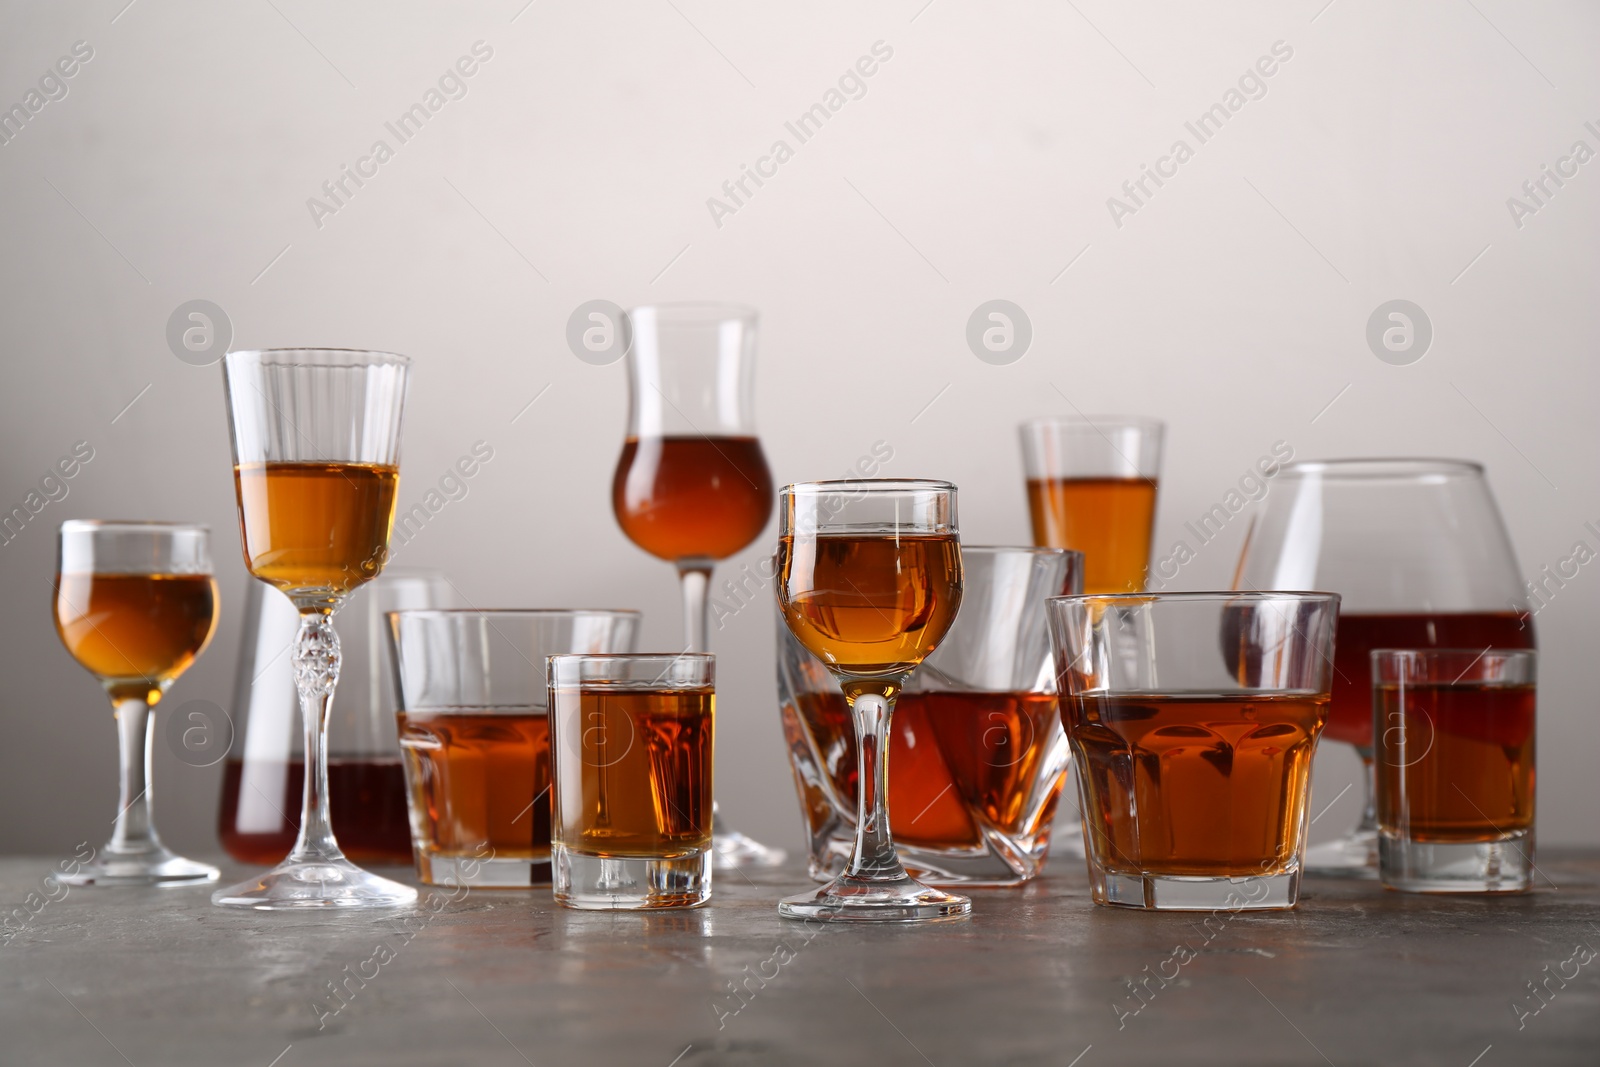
[1048,592,1339,910]
[1374,648,1536,893]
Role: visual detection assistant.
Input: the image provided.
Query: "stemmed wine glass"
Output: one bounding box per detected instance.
[212,348,417,909]
[775,479,968,921]
[53,521,221,886]
[1233,458,1532,876]
[611,302,785,868]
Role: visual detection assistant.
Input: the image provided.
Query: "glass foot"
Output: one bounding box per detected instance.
[713,828,787,870]
[212,856,418,910]
[58,847,219,888]
[779,871,970,923]
[1304,829,1379,878]
[1379,832,1533,893]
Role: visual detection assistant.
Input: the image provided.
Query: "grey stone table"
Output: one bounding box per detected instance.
[1,852,1597,1066]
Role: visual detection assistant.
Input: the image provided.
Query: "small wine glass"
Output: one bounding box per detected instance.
[212,348,417,910]
[612,302,784,869]
[1233,458,1532,877]
[53,520,221,886]
[774,479,968,922]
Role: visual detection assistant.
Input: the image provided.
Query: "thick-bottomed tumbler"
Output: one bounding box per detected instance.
[1048,592,1339,910]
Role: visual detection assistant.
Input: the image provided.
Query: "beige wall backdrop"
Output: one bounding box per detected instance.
[1,1,1596,857]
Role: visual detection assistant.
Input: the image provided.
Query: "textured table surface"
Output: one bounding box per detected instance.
[1,851,1597,1066]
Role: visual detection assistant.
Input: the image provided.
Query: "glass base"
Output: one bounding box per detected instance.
[58,847,219,888]
[1093,870,1300,911]
[778,871,971,923]
[553,846,711,910]
[713,828,787,870]
[1379,832,1533,893]
[211,856,418,910]
[416,850,550,888]
[1303,829,1379,878]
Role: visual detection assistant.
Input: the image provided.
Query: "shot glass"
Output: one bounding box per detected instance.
[1374,649,1536,893]
[1047,592,1339,910]
[549,654,715,910]
[387,610,640,887]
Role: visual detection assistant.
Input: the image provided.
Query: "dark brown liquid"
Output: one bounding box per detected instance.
[397,711,552,861]
[612,436,773,561]
[1026,476,1157,594]
[551,686,713,857]
[789,688,1065,850]
[778,532,963,676]
[1330,613,1532,749]
[1376,682,1535,841]
[234,462,399,603]
[217,756,412,865]
[1067,691,1327,877]
[54,573,218,703]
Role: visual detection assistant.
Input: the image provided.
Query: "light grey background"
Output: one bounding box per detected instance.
[1,0,1596,859]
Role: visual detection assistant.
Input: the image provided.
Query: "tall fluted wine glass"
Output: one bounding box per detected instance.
[53,521,220,886]
[212,348,416,909]
[611,303,784,869]
[775,480,967,921]
[1233,458,1532,877]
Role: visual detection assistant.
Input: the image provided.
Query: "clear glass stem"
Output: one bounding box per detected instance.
[107,697,161,856]
[288,611,345,864]
[842,677,910,881]
[676,560,713,653]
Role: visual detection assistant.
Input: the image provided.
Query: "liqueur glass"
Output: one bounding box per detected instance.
[212,348,414,910]
[388,609,640,887]
[53,520,220,886]
[549,653,715,909]
[612,302,783,869]
[1374,648,1536,893]
[1048,591,1340,910]
[779,546,1082,885]
[1233,459,1531,876]
[774,479,967,922]
[1019,416,1164,594]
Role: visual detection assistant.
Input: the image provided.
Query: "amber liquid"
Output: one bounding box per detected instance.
[612,436,773,561]
[54,573,218,703]
[1027,476,1157,594]
[792,689,1065,849]
[217,756,412,865]
[1330,613,1533,750]
[778,532,963,675]
[1067,691,1328,876]
[552,686,713,857]
[234,462,399,601]
[397,711,552,863]
[1376,682,1534,841]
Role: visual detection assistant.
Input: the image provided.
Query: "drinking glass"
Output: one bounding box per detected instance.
[1048,591,1340,910]
[1374,648,1536,893]
[220,570,449,867]
[611,302,783,869]
[388,609,640,887]
[1019,416,1164,594]
[53,520,220,886]
[212,348,415,909]
[1233,459,1532,876]
[774,479,967,921]
[779,546,1082,885]
[549,653,715,909]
